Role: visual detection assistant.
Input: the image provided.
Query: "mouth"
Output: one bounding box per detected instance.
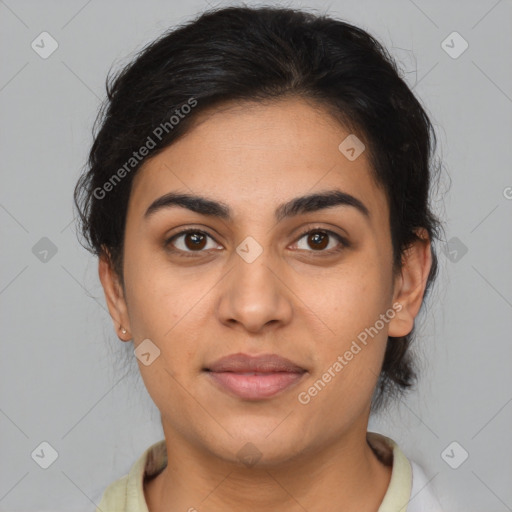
[205,370,306,400]
[203,353,307,400]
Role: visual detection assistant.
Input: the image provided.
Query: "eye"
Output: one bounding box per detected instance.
[165,229,222,255]
[292,228,349,254]
[164,227,349,257]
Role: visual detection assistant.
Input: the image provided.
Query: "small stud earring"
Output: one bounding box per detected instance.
[121,327,127,334]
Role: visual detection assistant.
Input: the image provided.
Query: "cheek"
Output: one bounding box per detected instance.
[304,257,391,332]
[123,247,196,331]
[298,257,392,392]
[123,256,214,371]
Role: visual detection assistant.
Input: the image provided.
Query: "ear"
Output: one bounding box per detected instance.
[388,228,433,338]
[98,247,132,341]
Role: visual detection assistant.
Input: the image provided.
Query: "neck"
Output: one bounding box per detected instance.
[144,424,392,512]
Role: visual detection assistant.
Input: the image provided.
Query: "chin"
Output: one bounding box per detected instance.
[209,426,307,467]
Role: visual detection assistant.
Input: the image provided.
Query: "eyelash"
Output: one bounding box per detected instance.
[164,227,349,257]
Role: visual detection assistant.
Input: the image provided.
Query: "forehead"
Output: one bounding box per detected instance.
[128,97,388,224]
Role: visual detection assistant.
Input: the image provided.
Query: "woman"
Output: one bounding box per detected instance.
[74,5,445,511]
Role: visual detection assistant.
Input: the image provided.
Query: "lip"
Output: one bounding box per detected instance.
[204,353,307,400]
[205,353,306,373]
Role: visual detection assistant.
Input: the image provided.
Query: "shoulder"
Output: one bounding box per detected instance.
[367,432,445,512]
[407,460,445,512]
[95,440,167,512]
[95,474,129,512]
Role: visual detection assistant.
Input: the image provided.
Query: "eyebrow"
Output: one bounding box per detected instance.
[144,189,370,223]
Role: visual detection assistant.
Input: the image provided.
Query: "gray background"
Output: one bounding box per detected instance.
[1,0,511,510]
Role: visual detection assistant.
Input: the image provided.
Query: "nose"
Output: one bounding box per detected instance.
[215,250,294,334]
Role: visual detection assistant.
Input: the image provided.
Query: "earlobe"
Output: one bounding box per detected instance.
[387,229,432,338]
[98,248,132,341]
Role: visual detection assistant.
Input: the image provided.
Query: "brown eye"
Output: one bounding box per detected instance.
[184,231,207,250]
[165,229,221,254]
[294,229,348,254]
[306,231,329,250]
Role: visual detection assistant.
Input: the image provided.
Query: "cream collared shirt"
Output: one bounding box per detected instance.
[95,432,444,512]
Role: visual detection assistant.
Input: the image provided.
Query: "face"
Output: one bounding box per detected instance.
[100,97,430,467]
